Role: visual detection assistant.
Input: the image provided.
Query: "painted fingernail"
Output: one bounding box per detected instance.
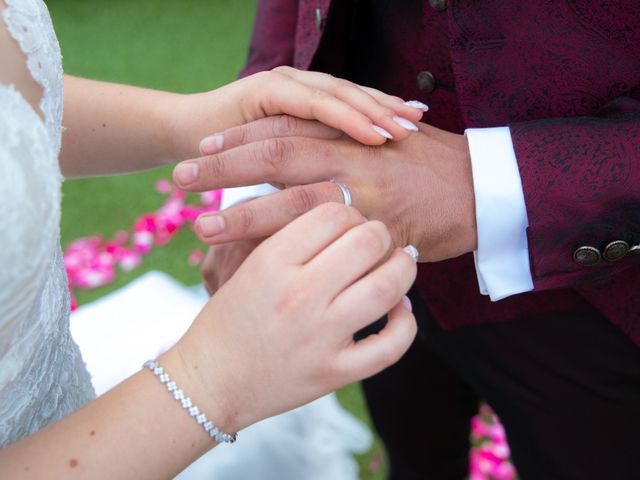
[404,100,429,112]
[401,295,413,312]
[200,135,224,154]
[393,116,419,132]
[198,215,225,237]
[403,245,419,263]
[372,125,394,140]
[174,163,198,185]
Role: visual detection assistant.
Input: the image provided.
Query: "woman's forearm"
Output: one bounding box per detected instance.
[0,349,228,479]
[60,75,228,178]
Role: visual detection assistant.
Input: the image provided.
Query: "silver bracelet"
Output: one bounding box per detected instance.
[143,360,237,444]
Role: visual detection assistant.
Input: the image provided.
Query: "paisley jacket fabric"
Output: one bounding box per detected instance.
[240,0,640,345]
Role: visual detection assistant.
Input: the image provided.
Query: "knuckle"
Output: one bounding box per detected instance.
[310,88,332,104]
[375,106,397,122]
[334,78,356,92]
[370,220,392,246]
[273,279,312,315]
[271,115,298,137]
[286,187,319,216]
[252,70,272,83]
[261,138,292,173]
[368,275,397,304]
[238,206,257,232]
[378,340,403,367]
[202,155,225,180]
[315,202,362,230]
[354,225,387,256]
[272,65,293,75]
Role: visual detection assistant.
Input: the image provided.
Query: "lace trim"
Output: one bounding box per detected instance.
[2,0,63,154]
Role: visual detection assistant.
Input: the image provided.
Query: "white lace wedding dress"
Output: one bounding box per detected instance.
[0,0,95,447]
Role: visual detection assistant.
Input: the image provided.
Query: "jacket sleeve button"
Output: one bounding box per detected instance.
[603,240,630,262]
[573,246,602,266]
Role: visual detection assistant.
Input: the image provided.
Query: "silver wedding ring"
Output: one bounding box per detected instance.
[334,182,352,207]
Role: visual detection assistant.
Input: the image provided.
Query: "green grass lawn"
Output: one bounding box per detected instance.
[49,0,387,477]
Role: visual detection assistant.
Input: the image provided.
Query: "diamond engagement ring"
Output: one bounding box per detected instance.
[334,182,352,207]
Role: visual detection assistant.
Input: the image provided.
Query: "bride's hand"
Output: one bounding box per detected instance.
[163,203,418,435]
[170,67,426,162]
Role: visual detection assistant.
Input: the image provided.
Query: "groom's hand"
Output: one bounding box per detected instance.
[201,238,263,295]
[173,117,478,262]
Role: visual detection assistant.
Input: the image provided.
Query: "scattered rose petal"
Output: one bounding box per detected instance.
[156,179,172,193]
[188,249,204,266]
[64,180,222,309]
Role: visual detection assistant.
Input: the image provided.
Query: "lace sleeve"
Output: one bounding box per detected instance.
[0,0,43,118]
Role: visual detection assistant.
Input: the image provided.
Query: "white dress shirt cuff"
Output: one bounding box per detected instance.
[220,184,280,210]
[465,127,534,301]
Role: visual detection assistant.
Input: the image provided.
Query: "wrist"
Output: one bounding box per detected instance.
[170,87,246,163]
[429,132,476,259]
[166,92,203,163]
[457,134,478,254]
[159,339,247,436]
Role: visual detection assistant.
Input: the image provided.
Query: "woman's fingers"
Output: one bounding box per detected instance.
[194,182,348,245]
[271,67,422,142]
[335,300,417,384]
[200,116,343,155]
[254,71,391,145]
[358,85,429,117]
[255,202,366,266]
[329,247,418,334]
[299,221,393,301]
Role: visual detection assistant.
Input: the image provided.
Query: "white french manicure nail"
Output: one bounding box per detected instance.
[200,135,224,154]
[403,245,419,263]
[174,163,198,185]
[393,116,419,132]
[401,295,413,312]
[372,125,394,140]
[404,100,430,112]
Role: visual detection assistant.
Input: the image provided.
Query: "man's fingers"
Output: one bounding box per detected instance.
[200,239,262,295]
[194,182,348,244]
[329,248,417,334]
[174,137,347,192]
[200,116,343,155]
[335,301,417,384]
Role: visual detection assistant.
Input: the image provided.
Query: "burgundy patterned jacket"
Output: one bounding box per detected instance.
[240,0,640,345]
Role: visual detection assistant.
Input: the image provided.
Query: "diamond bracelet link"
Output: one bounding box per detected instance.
[143,360,237,444]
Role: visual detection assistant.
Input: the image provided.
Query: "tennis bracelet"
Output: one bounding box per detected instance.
[143,360,237,444]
